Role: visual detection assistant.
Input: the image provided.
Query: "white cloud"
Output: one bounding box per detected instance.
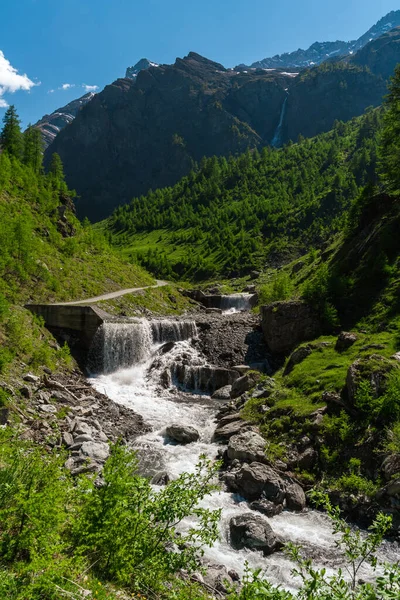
[0,50,36,108]
[61,83,74,90]
[82,84,98,92]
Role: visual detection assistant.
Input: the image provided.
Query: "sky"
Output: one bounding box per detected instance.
[0,0,399,128]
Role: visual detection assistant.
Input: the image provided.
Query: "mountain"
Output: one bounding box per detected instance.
[46,52,295,221]
[238,10,400,70]
[125,58,159,79]
[34,60,156,149]
[45,26,400,222]
[33,92,96,149]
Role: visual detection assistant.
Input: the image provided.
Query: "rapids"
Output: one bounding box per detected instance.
[89,318,398,592]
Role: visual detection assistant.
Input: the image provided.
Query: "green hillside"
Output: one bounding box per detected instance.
[104,108,381,280]
[0,107,153,375]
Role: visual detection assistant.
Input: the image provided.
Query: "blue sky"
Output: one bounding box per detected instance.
[0,0,399,127]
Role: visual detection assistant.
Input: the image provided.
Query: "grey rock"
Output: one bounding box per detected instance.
[62,432,74,447]
[211,385,232,400]
[202,564,234,594]
[230,373,260,399]
[284,345,312,375]
[335,331,358,351]
[261,301,321,354]
[74,434,94,444]
[227,430,266,464]
[250,499,283,517]
[71,463,101,476]
[285,483,306,511]
[23,373,40,384]
[166,424,200,444]
[296,447,318,470]
[64,457,75,470]
[386,479,400,497]
[98,431,108,442]
[212,419,246,443]
[151,471,170,486]
[39,404,57,414]
[80,441,110,461]
[74,421,92,436]
[20,386,32,399]
[381,455,400,481]
[229,513,283,555]
[234,462,286,503]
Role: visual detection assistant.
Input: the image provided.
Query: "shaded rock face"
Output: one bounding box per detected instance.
[34,93,96,149]
[261,301,321,354]
[46,52,291,221]
[335,331,358,352]
[229,513,283,555]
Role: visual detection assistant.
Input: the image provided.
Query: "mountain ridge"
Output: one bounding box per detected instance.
[237,9,400,70]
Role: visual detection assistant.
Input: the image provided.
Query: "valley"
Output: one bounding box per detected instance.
[1,7,400,599]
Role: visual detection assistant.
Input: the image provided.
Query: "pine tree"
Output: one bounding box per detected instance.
[378,64,400,193]
[0,105,23,159]
[48,152,66,191]
[23,125,43,173]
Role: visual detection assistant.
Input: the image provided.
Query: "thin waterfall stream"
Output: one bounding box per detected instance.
[87,316,398,592]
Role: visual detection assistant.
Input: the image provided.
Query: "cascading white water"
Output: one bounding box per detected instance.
[220,293,254,313]
[88,319,398,592]
[271,93,288,148]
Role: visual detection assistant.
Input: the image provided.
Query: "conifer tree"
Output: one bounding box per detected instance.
[23,125,43,173]
[0,105,23,159]
[48,152,67,191]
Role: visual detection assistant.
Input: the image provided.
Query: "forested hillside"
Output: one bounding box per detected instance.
[0,105,153,374]
[106,109,381,279]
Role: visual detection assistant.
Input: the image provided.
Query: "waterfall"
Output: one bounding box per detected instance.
[220,293,254,313]
[87,318,198,374]
[271,93,288,148]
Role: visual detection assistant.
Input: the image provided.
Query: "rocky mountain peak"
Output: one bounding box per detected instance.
[239,10,400,70]
[125,58,159,79]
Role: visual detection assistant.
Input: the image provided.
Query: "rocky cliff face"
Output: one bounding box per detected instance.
[45,53,292,221]
[34,93,96,149]
[282,28,400,142]
[239,10,400,70]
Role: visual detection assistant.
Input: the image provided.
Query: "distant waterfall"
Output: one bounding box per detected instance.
[88,319,198,374]
[271,94,288,148]
[221,293,254,312]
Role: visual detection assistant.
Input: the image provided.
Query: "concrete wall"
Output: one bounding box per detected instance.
[26,304,110,350]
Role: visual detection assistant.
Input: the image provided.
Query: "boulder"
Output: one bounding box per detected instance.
[80,441,110,462]
[296,447,318,470]
[229,513,283,555]
[250,499,283,517]
[261,301,321,354]
[202,564,235,595]
[285,483,306,511]
[23,373,40,384]
[166,424,200,444]
[212,419,246,443]
[347,355,396,404]
[230,372,261,399]
[227,431,266,464]
[234,462,286,503]
[211,385,232,400]
[335,331,358,352]
[284,345,312,375]
[381,455,400,481]
[151,471,170,486]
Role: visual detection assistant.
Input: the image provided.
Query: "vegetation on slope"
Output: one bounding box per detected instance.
[105,108,381,281]
[0,106,153,376]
